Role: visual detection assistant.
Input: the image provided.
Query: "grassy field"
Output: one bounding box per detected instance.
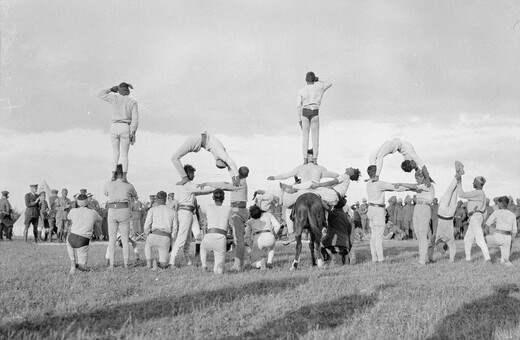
[1,238,519,340]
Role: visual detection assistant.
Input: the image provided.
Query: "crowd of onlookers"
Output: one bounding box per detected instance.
[345,194,520,242]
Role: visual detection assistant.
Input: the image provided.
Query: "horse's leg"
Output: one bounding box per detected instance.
[291,235,302,271]
[309,231,317,266]
[315,238,324,269]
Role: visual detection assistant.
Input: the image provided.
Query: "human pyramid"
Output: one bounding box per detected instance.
[63,73,517,274]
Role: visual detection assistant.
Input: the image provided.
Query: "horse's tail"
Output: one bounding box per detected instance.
[306,206,322,240]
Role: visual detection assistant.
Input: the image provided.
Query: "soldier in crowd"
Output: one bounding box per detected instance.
[24,184,40,243]
[55,188,72,243]
[0,191,13,241]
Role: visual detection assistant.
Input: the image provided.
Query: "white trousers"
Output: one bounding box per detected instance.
[169,210,200,265]
[107,208,131,266]
[368,206,385,262]
[251,233,276,266]
[145,233,171,264]
[110,123,131,172]
[200,233,226,274]
[413,204,431,264]
[301,115,319,160]
[67,244,89,265]
[485,233,511,262]
[464,213,490,261]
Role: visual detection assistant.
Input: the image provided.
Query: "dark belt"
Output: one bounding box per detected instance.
[416,201,431,205]
[201,132,208,149]
[178,205,195,213]
[468,210,484,217]
[495,230,512,236]
[254,230,271,236]
[437,214,454,221]
[151,229,171,238]
[107,202,129,209]
[369,203,385,208]
[231,201,247,208]
[113,120,130,125]
[207,228,227,236]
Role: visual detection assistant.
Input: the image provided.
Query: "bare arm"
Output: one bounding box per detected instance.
[322,169,340,179]
[200,182,242,191]
[310,178,339,189]
[320,80,333,91]
[268,168,299,180]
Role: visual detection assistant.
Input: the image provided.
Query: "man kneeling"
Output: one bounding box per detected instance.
[144,191,176,269]
[321,197,355,265]
[246,194,281,270]
[67,194,102,274]
[200,189,232,274]
[485,196,517,267]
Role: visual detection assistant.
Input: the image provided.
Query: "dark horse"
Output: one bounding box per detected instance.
[290,192,327,270]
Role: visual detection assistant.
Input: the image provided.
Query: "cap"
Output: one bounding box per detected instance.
[156,191,167,200]
[475,176,486,185]
[51,189,59,194]
[80,189,87,194]
[77,194,88,207]
[30,184,38,188]
[1,190,8,197]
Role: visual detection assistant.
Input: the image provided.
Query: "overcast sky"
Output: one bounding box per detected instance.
[1,0,519,210]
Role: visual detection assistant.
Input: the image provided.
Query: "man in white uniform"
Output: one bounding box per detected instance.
[169,165,214,268]
[368,138,432,186]
[199,189,232,274]
[398,171,436,265]
[296,71,332,164]
[98,83,139,182]
[267,153,338,242]
[458,175,491,262]
[172,132,239,186]
[484,196,517,267]
[67,194,103,274]
[366,165,406,263]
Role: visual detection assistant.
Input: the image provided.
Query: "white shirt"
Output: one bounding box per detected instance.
[367,180,397,206]
[203,204,232,231]
[246,212,281,236]
[458,187,486,213]
[296,81,332,112]
[97,91,139,132]
[486,209,518,233]
[231,178,248,203]
[275,163,338,184]
[68,207,103,238]
[371,138,425,176]
[176,182,213,206]
[143,204,176,234]
[416,183,435,204]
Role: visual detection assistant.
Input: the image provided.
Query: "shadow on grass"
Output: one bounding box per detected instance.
[220,284,394,340]
[1,276,309,338]
[426,284,520,340]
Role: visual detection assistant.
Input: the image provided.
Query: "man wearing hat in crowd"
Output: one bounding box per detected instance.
[458,174,491,262]
[104,164,138,270]
[48,189,59,242]
[199,166,250,271]
[98,82,139,182]
[143,191,176,269]
[67,194,103,274]
[0,191,13,241]
[54,188,72,243]
[166,193,178,211]
[484,196,517,267]
[169,165,215,268]
[199,189,232,274]
[296,71,332,164]
[24,184,41,242]
[172,132,240,186]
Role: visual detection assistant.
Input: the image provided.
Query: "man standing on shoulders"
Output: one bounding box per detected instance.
[458,175,491,263]
[24,184,40,243]
[296,71,332,164]
[0,191,13,241]
[98,82,139,182]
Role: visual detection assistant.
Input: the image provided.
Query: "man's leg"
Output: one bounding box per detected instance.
[310,115,319,162]
[23,216,31,242]
[468,214,490,261]
[32,218,39,242]
[66,242,76,274]
[157,236,171,267]
[107,211,118,268]
[200,235,208,270]
[414,205,431,264]
[371,225,385,262]
[0,223,5,240]
[301,117,311,162]
[120,133,131,173]
[231,208,248,270]
[447,236,456,262]
[213,236,227,274]
[110,134,121,172]
[463,220,475,260]
[76,245,89,266]
[118,214,131,267]
[145,237,153,268]
[169,210,192,266]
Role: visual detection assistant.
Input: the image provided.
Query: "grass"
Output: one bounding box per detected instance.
[0,238,519,339]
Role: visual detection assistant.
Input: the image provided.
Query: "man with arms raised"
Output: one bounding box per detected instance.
[366,165,405,263]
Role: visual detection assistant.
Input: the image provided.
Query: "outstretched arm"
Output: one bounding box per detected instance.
[200,181,242,191]
[309,178,340,189]
[322,169,339,179]
[268,168,299,181]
